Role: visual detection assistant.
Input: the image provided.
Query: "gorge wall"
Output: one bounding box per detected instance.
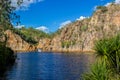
[37,4,120,52]
[1,4,120,53]
[5,30,36,52]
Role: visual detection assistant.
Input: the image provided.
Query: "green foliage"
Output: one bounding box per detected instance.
[81,26,88,31]
[54,29,62,35]
[61,41,75,48]
[96,6,108,12]
[13,27,51,44]
[49,29,63,38]
[62,41,70,48]
[94,35,120,74]
[83,61,111,80]
[83,34,120,80]
[0,43,16,76]
[0,0,22,30]
[71,41,76,45]
[0,0,21,77]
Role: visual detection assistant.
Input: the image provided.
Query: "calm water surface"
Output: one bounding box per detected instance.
[5,52,95,80]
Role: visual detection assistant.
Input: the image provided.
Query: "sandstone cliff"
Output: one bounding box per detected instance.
[5,30,36,52]
[37,4,120,52]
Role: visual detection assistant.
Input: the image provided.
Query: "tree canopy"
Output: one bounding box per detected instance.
[0,0,22,29]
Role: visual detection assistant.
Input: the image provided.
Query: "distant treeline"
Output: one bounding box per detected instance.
[12,27,63,45]
[12,27,51,44]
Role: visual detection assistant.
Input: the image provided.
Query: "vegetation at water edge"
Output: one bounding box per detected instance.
[83,34,120,80]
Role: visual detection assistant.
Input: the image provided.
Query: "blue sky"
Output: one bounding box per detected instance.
[13,0,115,32]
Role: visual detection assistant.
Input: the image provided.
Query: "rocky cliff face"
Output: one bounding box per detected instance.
[37,4,120,52]
[5,30,36,52]
[37,38,52,51]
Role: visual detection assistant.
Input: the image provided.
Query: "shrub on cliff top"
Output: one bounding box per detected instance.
[96,6,108,13]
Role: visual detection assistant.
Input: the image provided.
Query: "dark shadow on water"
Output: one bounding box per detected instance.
[0,64,16,80]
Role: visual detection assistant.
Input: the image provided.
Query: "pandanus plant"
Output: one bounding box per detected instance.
[82,61,111,80]
[83,34,120,80]
[94,34,120,79]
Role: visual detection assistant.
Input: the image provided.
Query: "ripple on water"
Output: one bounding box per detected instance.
[5,52,95,80]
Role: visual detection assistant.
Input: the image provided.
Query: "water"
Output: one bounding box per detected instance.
[5,52,95,80]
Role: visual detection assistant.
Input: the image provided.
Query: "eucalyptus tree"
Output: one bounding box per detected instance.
[0,0,23,29]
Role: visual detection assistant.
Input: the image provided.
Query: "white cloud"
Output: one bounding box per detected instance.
[93,6,97,11]
[76,16,86,21]
[115,0,120,4]
[104,0,120,7]
[35,26,49,33]
[15,25,25,28]
[105,3,112,6]
[59,20,72,29]
[11,0,44,10]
